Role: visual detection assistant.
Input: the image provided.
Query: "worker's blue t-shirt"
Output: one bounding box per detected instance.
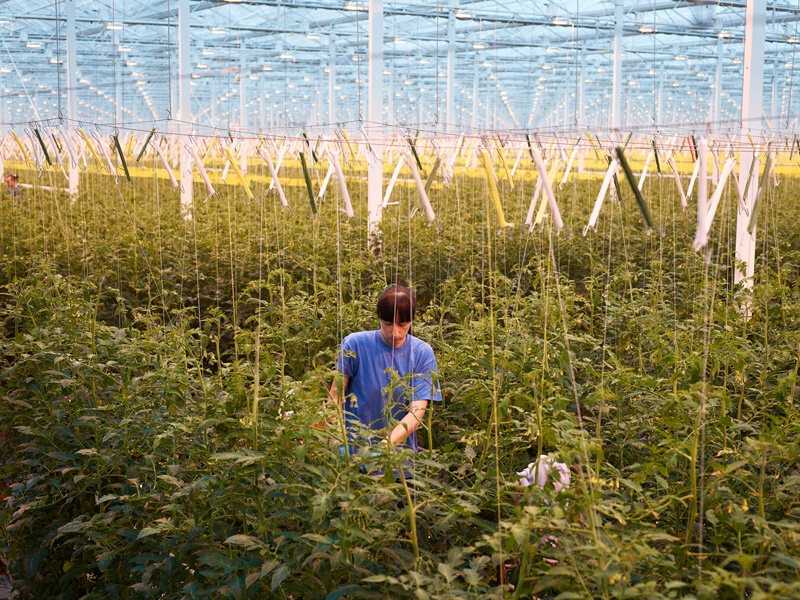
[337,329,441,452]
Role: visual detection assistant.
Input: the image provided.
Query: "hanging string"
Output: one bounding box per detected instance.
[433,0,440,127]
[355,2,363,124]
[784,0,800,130]
[55,0,62,120]
[166,0,172,120]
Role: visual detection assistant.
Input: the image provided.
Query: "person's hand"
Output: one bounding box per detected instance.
[327,379,339,404]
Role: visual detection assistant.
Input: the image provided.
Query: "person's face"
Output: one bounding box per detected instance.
[379,319,412,348]
[4,176,11,187]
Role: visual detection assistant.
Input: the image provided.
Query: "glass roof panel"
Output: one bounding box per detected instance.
[0,0,796,134]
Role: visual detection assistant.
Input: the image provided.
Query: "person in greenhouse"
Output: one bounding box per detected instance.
[4,174,21,199]
[332,285,441,454]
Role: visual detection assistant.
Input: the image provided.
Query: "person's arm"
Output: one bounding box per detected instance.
[328,374,349,408]
[387,399,428,445]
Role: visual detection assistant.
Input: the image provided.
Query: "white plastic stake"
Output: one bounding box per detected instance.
[584,158,618,235]
[317,162,335,202]
[329,150,355,218]
[446,135,461,176]
[561,144,579,185]
[666,156,687,210]
[268,142,289,191]
[221,157,233,182]
[404,151,435,224]
[524,176,544,227]
[698,158,735,248]
[185,142,216,198]
[258,146,289,209]
[637,150,653,191]
[152,136,179,189]
[711,148,720,186]
[61,130,79,169]
[531,147,564,233]
[686,157,701,199]
[92,132,118,182]
[382,154,404,208]
[511,148,523,179]
[693,138,709,251]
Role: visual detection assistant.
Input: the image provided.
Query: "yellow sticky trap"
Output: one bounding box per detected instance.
[496,146,515,192]
[340,129,357,162]
[587,131,601,160]
[125,134,136,158]
[223,146,255,201]
[479,149,512,228]
[534,159,562,226]
[78,129,107,172]
[747,133,754,147]
[10,131,35,167]
[204,135,217,159]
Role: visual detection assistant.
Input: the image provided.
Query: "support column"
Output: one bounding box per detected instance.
[563,74,569,130]
[736,0,766,295]
[328,36,336,129]
[178,0,193,217]
[714,36,723,132]
[770,60,778,132]
[387,71,394,130]
[317,61,324,127]
[611,0,623,130]
[446,2,456,132]
[261,77,266,130]
[485,78,490,128]
[577,53,585,172]
[367,0,384,245]
[66,0,79,196]
[471,60,478,130]
[239,39,247,174]
[577,54,585,130]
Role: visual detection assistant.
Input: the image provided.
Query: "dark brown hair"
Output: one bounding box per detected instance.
[376,285,416,323]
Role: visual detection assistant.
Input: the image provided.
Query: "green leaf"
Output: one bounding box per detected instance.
[327,584,362,600]
[136,527,161,540]
[665,581,688,589]
[772,554,800,570]
[57,518,90,535]
[619,478,642,492]
[97,551,116,572]
[437,562,458,583]
[197,550,233,570]
[260,559,280,577]
[302,533,333,545]
[225,534,267,551]
[271,564,289,590]
[157,475,184,487]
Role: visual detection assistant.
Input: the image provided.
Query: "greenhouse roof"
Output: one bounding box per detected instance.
[0,0,797,134]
